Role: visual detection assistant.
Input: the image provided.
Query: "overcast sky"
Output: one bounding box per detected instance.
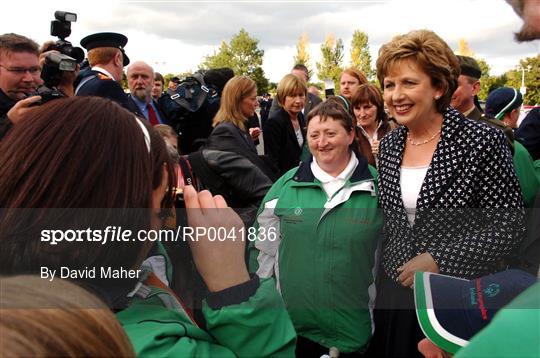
[2,0,538,82]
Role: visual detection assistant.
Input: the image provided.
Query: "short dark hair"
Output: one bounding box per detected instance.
[307,100,358,152]
[0,33,39,59]
[351,83,388,124]
[292,64,309,81]
[154,72,165,84]
[456,55,482,80]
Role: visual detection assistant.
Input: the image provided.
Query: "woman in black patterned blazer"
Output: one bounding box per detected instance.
[367,30,525,358]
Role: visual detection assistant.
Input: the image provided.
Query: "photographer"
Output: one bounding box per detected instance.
[0,33,43,139]
[39,41,79,97]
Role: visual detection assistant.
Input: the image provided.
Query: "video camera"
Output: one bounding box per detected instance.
[41,52,77,88]
[34,11,84,104]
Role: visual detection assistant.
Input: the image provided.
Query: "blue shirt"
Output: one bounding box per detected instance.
[131,96,165,124]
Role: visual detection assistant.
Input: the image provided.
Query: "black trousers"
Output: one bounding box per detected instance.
[365,272,424,358]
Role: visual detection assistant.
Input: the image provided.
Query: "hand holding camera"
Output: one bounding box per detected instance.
[183,185,250,293]
[7,96,42,123]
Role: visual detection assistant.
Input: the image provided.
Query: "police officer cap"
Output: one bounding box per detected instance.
[80,32,130,66]
[485,87,523,120]
[456,55,482,79]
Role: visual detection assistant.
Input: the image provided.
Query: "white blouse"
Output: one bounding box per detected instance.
[400,166,428,225]
[295,127,304,148]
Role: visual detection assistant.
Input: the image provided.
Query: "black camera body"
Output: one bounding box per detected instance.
[30,86,66,105]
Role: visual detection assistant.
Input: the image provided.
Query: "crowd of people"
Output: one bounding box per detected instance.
[0,0,539,357]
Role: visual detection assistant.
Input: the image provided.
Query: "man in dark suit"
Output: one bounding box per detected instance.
[269,64,322,118]
[75,32,137,113]
[126,61,167,125]
[259,93,272,127]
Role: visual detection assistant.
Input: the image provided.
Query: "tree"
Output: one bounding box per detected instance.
[350,30,375,81]
[201,42,233,69]
[481,74,508,100]
[121,71,128,90]
[476,57,492,100]
[457,39,474,57]
[251,67,270,95]
[200,28,269,95]
[504,55,540,105]
[293,33,313,80]
[316,34,344,92]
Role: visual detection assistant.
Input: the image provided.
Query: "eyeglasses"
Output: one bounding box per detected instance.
[0,64,40,75]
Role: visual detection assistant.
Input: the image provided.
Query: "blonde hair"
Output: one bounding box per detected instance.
[276,74,307,108]
[87,47,120,66]
[0,276,135,357]
[376,30,460,113]
[213,75,256,130]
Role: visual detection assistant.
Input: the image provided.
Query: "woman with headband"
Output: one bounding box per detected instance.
[0,96,296,357]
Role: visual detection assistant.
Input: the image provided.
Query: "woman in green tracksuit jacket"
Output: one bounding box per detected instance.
[249,101,383,356]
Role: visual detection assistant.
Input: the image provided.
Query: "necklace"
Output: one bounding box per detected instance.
[407,130,441,146]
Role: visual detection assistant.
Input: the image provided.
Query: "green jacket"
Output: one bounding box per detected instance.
[513,140,540,207]
[117,244,296,357]
[249,154,383,353]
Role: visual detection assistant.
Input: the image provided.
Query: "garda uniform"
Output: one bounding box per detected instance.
[75,32,138,113]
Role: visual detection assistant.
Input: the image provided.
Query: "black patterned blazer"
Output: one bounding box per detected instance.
[378,107,525,281]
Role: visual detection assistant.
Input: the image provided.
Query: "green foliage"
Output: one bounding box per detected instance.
[200,28,269,95]
[479,74,507,100]
[504,55,540,105]
[350,30,375,81]
[251,67,270,95]
[268,82,278,93]
[121,71,128,90]
[476,55,539,104]
[476,57,491,100]
[316,34,344,93]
